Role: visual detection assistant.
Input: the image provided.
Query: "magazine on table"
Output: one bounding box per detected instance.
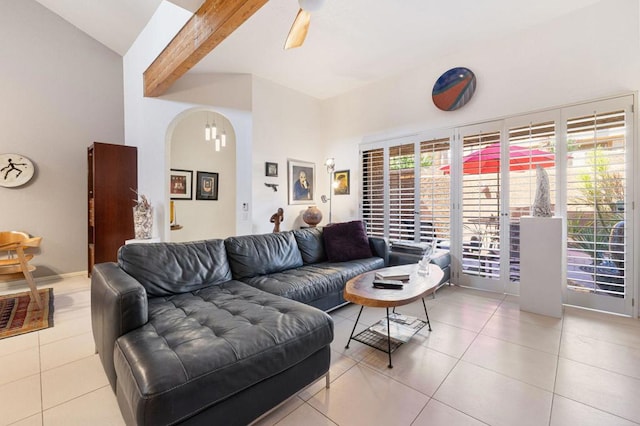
[374,264,417,281]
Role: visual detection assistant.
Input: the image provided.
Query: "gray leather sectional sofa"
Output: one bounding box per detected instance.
[91,225,387,425]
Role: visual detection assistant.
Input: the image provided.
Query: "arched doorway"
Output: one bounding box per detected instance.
[167,109,237,242]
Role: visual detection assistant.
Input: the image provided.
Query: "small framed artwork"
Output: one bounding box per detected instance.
[196,171,219,200]
[170,169,192,200]
[265,162,278,177]
[288,159,315,205]
[333,170,350,195]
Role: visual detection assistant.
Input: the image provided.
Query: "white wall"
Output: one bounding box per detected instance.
[251,77,326,234]
[0,0,124,277]
[323,0,640,223]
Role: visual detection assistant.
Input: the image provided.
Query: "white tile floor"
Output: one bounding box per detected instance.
[2,276,640,425]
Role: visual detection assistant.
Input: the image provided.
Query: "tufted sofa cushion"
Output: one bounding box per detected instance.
[114,280,333,426]
[118,240,232,297]
[293,227,327,264]
[242,257,384,308]
[225,232,303,279]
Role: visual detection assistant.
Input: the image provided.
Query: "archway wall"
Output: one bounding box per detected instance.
[124,2,253,241]
[125,2,349,239]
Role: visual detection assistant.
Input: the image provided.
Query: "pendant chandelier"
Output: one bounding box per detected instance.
[205,113,228,152]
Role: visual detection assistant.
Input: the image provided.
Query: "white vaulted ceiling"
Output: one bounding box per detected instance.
[35,0,603,99]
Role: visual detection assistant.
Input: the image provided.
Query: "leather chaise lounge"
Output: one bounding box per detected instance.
[91,223,388,425]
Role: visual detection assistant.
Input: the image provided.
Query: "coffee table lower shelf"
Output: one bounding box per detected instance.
[350,319,427,354]
[346,309,430,369]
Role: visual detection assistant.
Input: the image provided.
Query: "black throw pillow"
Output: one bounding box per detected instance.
[323,220,373,262]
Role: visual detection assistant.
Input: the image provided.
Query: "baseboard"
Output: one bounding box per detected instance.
[0,271,88,292]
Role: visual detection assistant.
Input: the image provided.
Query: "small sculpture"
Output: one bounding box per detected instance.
[532,165,552,217]
[270,208,284,232]
[132,190,153,239]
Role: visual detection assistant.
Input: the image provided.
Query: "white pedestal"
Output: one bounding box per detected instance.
[520,216,564,318]
[125,238,160,245]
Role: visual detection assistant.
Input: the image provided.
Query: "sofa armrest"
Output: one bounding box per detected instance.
[368,237,389,266]
[91,262,148,391]
[430,249,451,269]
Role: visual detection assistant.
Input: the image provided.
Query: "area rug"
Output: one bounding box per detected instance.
[0,288,54,339]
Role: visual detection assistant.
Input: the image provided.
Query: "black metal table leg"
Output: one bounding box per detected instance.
[386,307,393,368]
[422,298,432,331]
[345,305,364,349]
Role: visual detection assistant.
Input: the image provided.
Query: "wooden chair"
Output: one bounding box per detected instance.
[0,231,43,309]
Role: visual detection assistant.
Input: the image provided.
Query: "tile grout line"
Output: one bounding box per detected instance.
[554,310,640,422]
[422,289,505,425]
[427,291,583,422]
[548,309,566,425]
[455,295,563,395]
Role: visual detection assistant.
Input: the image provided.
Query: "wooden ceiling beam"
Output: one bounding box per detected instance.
[143,0,269,97]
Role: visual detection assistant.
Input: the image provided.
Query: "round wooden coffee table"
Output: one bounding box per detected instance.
[343,263,443,368]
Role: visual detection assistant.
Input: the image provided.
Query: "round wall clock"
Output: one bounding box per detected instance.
[0,153,35,187]
[432,67,477,111]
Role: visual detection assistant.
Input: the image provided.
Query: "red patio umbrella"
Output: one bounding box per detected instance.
[440,143,555,175]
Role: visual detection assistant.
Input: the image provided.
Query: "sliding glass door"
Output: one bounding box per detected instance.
[454,122,506,293]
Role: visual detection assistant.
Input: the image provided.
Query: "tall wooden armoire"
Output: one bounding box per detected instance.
[87,142,138,276]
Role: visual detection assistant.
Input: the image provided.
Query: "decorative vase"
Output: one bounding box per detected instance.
[133,206,153,239]
[302,206,323,227]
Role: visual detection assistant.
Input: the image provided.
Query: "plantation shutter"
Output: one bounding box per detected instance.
[419,138,451,244]
[361,147,385,237]
[388,143,416,241]
[566,110,627,296]
[460,130,501,279]
[507,121,556,278]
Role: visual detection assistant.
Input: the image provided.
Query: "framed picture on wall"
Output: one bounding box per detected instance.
[170,169,192,200]
[288,159,315,205]
[265,162,278,177]
[333,170,350,195]
[196,171,219,200]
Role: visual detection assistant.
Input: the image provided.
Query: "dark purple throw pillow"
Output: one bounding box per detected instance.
[323,220,373,262]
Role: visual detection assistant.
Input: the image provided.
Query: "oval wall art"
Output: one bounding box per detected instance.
[432,67,476,111]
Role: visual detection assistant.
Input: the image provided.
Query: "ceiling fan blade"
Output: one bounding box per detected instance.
[284,8,311,50]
